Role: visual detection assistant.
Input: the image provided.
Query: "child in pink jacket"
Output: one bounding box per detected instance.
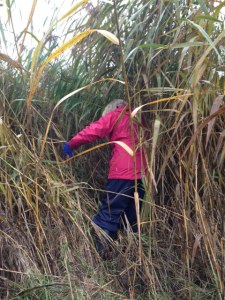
[63,99,146,257]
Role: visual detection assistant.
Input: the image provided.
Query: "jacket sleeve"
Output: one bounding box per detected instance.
[68,111,116,149]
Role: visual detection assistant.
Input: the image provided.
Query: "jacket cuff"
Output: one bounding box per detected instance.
[68,139,75,149]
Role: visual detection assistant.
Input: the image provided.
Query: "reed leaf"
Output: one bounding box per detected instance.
[213,129,225,163]
[18,0,37,58]
[27,29,119,109]
[51,0,89,28]
[185,19,222,62]
[192,29,225,76]
[60,141,133,163]
[0,52,28,72]
[39,78,124,158]
[1,1,225,298]
[131,93,193,118]
[196,0,209,15]
[182,104,225,157]
[206,95,224,148]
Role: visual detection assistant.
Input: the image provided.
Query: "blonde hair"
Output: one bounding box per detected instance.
[102,99,126,116]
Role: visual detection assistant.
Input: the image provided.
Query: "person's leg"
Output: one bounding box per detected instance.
[92,179,145,258]
[92,179,135,258]
[122,180,145,232]
[93,179,136,235]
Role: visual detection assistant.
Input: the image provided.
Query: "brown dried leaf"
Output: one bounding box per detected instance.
[182,103,225,158]
[206,95,224,148]
[0,53,28,72]
[191,234,203,265]
[213,129,225,163]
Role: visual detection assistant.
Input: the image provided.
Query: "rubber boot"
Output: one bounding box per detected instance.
[92,228,115,260]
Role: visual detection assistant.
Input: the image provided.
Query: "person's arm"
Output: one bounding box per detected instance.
[68,111,116,149]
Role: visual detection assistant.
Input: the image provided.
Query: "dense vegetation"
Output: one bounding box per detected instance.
[0,0,225,299]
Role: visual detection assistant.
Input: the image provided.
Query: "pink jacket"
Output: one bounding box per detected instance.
[68,105,146,180]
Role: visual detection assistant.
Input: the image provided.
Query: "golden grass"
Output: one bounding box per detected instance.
[0,0,225,298]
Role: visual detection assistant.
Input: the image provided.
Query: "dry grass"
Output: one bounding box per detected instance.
[0,0,225,299]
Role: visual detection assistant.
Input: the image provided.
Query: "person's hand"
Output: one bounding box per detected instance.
[63,142,73,158]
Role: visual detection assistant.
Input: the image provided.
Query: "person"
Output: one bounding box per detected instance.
[63,99,146,258]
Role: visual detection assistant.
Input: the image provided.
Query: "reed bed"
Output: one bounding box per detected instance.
[0,0,224,299]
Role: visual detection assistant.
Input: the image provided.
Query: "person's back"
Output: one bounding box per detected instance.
[106,105,145,180]
[63,99,146,259]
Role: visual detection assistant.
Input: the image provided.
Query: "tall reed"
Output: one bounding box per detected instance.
[0,0,224,299]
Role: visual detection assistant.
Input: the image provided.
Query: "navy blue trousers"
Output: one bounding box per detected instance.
[93,179,145,234]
